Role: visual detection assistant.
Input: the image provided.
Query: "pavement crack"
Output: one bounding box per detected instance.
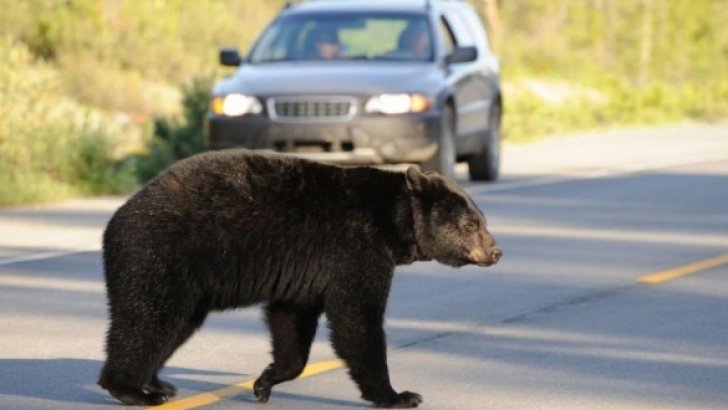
[500,285,631,324]
[396,331,458,349]
[395,285,633,351]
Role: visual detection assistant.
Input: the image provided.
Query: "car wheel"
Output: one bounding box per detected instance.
[422,105,456,178]
[468,103,501,181]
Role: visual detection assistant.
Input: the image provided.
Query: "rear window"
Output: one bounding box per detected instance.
[249,12,434,63]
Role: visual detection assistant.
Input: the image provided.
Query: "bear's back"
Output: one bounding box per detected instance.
[106,149,403,256]
[124,149,334,214]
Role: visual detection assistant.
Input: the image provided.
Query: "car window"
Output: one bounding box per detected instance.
[249,12,434,63]
[438,16,456,55]
[442,10,475,47]
[454,7,492,54]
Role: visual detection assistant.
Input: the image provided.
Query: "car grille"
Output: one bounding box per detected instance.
[268,96,357,122]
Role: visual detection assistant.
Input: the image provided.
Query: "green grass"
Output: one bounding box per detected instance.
[503,77,728,143]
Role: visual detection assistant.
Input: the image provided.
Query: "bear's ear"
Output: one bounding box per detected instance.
[405,166,428,192]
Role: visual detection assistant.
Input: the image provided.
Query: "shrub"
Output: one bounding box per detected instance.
[0,38,136,206]
[132,78,212,183]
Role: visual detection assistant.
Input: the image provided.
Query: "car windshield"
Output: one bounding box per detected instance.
[249,12,433,63]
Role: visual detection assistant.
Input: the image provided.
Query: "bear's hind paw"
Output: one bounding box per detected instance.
[145,377,177,397]
[105,385,168,406]
[253,380,272,403]
[374,391,423,408]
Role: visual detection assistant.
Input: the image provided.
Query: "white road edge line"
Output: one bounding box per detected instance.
[0,246,99,267]
[0,272,104,293]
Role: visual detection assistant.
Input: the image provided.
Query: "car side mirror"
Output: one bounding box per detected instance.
[445,46,478,64]
[219,47,243,66]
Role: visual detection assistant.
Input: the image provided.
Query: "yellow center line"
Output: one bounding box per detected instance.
[637,253,728,284]
[150,359,344,410]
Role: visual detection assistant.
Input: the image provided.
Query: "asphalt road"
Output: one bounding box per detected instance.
[1,124,727,409]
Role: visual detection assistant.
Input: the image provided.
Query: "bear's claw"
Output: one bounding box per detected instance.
[374,391,423,408]
[253,380,272,403]
[145,377,177,397]
[104,386,168,406]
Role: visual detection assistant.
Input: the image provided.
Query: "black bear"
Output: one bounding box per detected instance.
[98,149,502,407]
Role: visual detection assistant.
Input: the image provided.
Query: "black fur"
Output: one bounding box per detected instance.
[98,149,501,407]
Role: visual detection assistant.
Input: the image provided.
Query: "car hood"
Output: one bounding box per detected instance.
[213,62,443,96]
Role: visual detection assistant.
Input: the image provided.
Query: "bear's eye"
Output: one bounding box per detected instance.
[463,219,479,232]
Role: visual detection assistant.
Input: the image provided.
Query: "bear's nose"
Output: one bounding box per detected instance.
[490,248,503,263]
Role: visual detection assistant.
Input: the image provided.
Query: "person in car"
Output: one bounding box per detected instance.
[398,23,431,59]
[305,27,342,59]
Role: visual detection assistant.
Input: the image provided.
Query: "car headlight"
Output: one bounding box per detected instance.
[210,94,263,116]
[364,93,431,115]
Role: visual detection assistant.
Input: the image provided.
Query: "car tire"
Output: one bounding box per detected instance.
[468,103,501,181]
[422,105,456,178]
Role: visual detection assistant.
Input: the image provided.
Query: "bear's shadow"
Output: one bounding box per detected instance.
[0,358,242,406]
[0,358,365,407]
[234,391,368,408]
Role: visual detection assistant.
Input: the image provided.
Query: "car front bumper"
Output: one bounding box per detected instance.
[205,110,441,164]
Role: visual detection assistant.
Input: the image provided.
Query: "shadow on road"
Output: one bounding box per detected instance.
[0,358,245,406]
[231,390,368,408]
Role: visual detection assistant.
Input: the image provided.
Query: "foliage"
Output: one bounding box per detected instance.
[494,0,728,140]
[0,0,284,116]
[504,76,728,142]
[0,38,136,206]
[133,78,212,182]
[0,0,284,205]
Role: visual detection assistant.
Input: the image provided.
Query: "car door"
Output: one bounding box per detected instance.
[441,8,494,152]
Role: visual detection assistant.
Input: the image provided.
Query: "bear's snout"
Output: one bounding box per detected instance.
[467,246,502,266]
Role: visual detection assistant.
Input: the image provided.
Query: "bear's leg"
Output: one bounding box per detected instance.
[99,305,197,405]
[254,303,322,403]
[325,298,422,408]
[98,317,169,405]
[145,309,208,397]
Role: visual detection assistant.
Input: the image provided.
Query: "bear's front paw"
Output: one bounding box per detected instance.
[374,391,423,408]
[105,386,169,406]
[253,379,272,403]
[145,377,177,397]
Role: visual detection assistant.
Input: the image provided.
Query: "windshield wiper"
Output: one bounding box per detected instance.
[345,55,374,60]
[253,57,292,63]
[346,55,423,62]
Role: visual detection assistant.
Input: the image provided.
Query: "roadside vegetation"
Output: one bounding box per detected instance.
[497,0,728,141]
[0,0,726,205]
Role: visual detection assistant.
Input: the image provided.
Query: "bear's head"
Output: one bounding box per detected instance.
[406,166,502,268]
